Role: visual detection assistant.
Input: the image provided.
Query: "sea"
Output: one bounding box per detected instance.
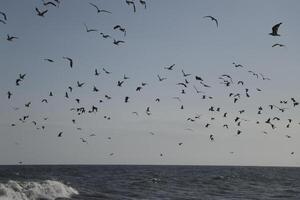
[0,165,299,200]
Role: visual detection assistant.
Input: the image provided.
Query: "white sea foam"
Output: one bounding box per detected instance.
[0,180,78,200]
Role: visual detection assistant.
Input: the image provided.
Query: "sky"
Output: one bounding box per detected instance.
[0,0,300,166]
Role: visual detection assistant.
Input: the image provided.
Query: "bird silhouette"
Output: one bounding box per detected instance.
[269,23,282,36]
[44,58,54,63]
[203,16,218,27]
[7,34,18,41]
[100,33,111,39]
[43,1,57,7]
[95,69,100,76]
[272,43,285,48]
[195,76,203,81]
[58,131,63,137]
[84,23,98,32]
[77,81,85,87]
[0,11,7,21]
[113,25,126,36]
[35,7,48,17]
[62,57,73,68]
[93,86,99,92]
[157,75,167,82]
[7,91,12,99]
[139,0,147,9]
[126,0,136,12]
[182,70,191,77]
[232,62,243,68]
[25,102,31,107]
[89,3,112,14]
[125,96,129,103]
[103,68,111,74]
[117,80,124,87]
[113,39,125,45]
[164,64,175,70]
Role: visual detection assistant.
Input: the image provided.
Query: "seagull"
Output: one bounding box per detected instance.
[100,33,111,39]
[77,81,85,87]
[84,23,98,32]
[89,3,112,14]
[232,62,243,68]
[209,134,214,141]
[195,76,203,81]
[132,112,139,116]
[164,64,175,70]
[203,16,218,27]
[44,58,54,62]
[123,74,130,80]
[139,0,147,9]
[177,82,187,88]
[117,80,124,87]
[58,131,63,137]
[113,25,126,36]
[272,43,285,48]
[7,34,18,41]
[19,74,26,80]
[80,138,87,143]
[62,57,73,68]
[16,79,21,86]
[35,7,48,17]
[269,22,282,36]
[103,68,111,74]
[25,102,31,107]
[93,86,99,92]
[113,39,125,45]
[125,96,129,103]
[0,11,7,21]
[126,0,136,13]
[43,1,57,7]
[193,85,203,94]
[157,75,167,82]
[7,91,12,99]
[0,19,6,24]
[182,70,191,77]
[95,69,100,76]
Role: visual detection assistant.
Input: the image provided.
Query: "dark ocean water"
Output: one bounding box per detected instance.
[0,165,300,200]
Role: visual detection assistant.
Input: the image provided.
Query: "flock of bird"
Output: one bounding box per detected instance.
[1,0,297,162]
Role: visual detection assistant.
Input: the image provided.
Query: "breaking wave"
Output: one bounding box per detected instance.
[0,180,78,200]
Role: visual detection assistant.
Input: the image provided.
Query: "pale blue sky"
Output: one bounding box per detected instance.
[0,0,300,166]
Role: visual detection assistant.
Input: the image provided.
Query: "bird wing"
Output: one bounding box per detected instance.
[89,3,99,11]
[272,23,282,33]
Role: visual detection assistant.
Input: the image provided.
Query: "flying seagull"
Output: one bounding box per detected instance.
[7,34,18,41]
[113,39,125,45]
[89,3,112,14]
[35,7,48,17]
[203,16,218,27]
[113,25,126,36]
[62,57,73,68]
[84,23,98,32]
[269,22,282,36]
[0,11,7,21]
[164,64,175,70]
[272,43,285,48]
[58,131,63,137]
[139,0,147,9]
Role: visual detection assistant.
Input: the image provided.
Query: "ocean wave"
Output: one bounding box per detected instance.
[0,180,78,200]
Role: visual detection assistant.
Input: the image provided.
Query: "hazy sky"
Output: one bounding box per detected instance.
[1,0,300,166]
